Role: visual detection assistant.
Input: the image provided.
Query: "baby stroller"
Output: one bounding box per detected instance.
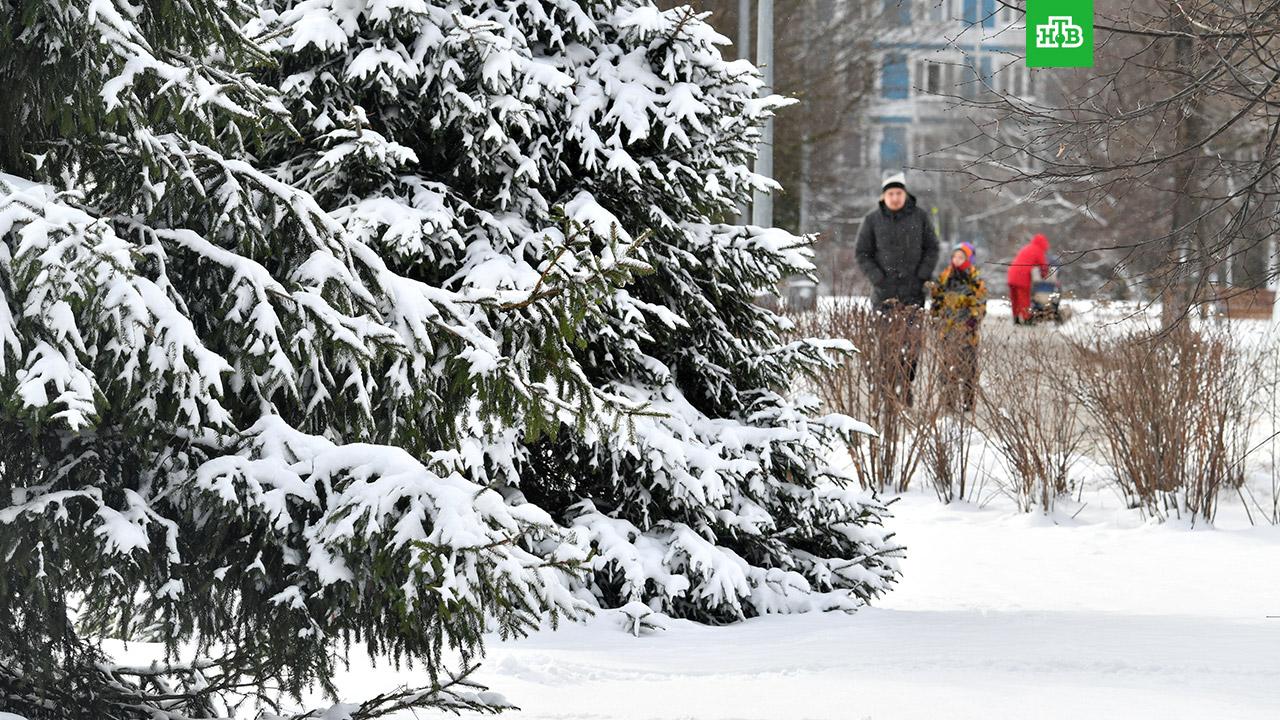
[1028,279,1071,324]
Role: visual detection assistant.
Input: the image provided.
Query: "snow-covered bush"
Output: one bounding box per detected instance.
[1,0,900,717]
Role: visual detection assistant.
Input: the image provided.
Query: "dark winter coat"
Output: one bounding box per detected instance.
[855,194,941,308]
[1007,234,1051,289]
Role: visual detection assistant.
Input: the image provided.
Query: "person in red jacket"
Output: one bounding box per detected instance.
[1006,234,1051,323]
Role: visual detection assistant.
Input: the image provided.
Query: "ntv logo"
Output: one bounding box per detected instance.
[1026,1,1093,67]
[1035,16,1085,49]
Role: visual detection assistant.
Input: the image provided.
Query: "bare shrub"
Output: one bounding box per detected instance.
[1068,326,1259,524]
[977,338,1086,514]
[792,299,943,494]
[916,320,982,503]
[920,414,978,503]
[1254,331,1280,525]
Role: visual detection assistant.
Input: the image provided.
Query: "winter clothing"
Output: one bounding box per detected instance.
[1007,234,1051,322]
[881,171,907,193]
[1009,284,1032,324]
[855,193,941,309]
[1007,234,1051,287]
[949,242,976,274]
[931,262,988,412]
[931,263,988,346]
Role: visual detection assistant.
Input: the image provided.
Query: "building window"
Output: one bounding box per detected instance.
[982,0,997,28]
[926,62,943,94]
[978,56,993,91]
[915,59,944,95]
[963,0,977,24]
[880,126,908,170]
[881,53,910,99]
[929,1,945,22]
[883,0,911,26]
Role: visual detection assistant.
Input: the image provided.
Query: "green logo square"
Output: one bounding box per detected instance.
[1026,0,1094,68]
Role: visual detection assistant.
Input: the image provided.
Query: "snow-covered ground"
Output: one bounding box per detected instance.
[110,488,1280,719]
[325,305,1280,719]
[109,303,1280,719]
[330,485,1279,720]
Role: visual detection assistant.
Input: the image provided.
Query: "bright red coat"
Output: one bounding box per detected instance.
[1007,234,1050,288]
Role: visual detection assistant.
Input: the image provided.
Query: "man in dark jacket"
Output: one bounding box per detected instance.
[855,172,941,309]
[854,172,940,406]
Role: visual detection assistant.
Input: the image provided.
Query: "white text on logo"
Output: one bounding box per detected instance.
[1035,16,1084,49]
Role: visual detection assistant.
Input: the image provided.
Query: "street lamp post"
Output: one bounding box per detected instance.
[752,0,773,229]
[738,0,752,225]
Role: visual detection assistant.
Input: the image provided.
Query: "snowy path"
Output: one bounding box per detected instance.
[470,610,1272,720]
[416,493,1280,720]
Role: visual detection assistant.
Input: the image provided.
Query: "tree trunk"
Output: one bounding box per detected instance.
[1162,14,1204,329]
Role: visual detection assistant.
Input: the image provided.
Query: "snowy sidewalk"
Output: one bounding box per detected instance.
[430,493,1280,720]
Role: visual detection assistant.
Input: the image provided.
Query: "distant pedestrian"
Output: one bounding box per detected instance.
[1007,233,1051,324]
[855,172,941,310]
[855,172,940,406]
[930,243,988,412]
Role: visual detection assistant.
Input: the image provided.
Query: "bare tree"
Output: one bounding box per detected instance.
[958,0,1280,325]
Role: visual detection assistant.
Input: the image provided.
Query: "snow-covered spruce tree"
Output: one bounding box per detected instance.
[257,0,902,624]
[0,2,648,718]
